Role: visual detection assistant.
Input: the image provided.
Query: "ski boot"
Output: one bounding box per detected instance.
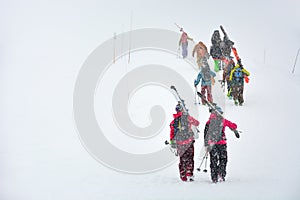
[186,174,194,182]
[218,174,225,182]
[234,100,238,106]
[180,176,187,182]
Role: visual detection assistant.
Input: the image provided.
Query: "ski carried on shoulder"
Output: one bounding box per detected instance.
[170,85,189,113]
[220,25,250,84]
[170,85,200,136]
[196,91,241,138]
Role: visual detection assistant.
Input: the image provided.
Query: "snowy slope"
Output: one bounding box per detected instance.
[1,1,300,200]
[2,47,300,200]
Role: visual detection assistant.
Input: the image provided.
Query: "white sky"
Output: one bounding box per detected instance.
[1,0,299,70]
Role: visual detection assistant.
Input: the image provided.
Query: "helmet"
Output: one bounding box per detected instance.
[209,104,223,114]
[175,103,183,112]
[215,106,223,114]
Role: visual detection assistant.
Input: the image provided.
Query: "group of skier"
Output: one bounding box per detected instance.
[170,25,249,183]
[179,25,250,106]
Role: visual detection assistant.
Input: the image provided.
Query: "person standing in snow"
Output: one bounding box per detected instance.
[228,60,250,106]
[204,106,238,183]
[192,41,210,69]
[179,28,193,58]
[194,59,216,105]
[169,102,200,182]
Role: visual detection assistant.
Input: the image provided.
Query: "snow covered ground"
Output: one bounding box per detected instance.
[1,0,300,199]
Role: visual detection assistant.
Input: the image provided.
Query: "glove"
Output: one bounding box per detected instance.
[233,129,240,138]
[221,80,225,86]
[194,80,198,87]
[170,140,176,149]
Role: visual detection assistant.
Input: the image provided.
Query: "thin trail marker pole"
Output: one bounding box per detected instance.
[292,48,300,74]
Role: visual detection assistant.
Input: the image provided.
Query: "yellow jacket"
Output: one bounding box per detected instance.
[229,64,250,81]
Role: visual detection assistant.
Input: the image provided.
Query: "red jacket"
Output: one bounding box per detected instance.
[206,113,237,145]
[170,112,200,143]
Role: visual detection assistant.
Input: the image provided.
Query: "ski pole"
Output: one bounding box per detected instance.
[194,89,197,104]
[194,87,201,105]
[203,153,208,173]
[177,46,180,59]
[194,87,199,105]
[164,140,178,156]
[196,150,208,172]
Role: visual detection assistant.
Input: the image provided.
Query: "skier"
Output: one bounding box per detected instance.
[179,28,193,58]
[194,59,216,105]
[204,106,238,183]
[228,60,250,105]
[210,30,223,72]
[192,41,209,69]
[169,102,200,182]
[221,57,235,99]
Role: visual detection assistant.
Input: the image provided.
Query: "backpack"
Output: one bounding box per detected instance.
[210,45,222,59]
[211,30,221,45]
[173,114,193,142]
[233,67,243,82]
[201,63,211,82]
[206,114,223,143]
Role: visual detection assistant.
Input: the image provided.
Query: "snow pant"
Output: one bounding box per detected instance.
[214,58,228,72]
[231,84,244,104]
[209,144,228,182]
[201,85,213,104]
[181,42,188,58]
[177,143,194,180]
[213,59,220,72]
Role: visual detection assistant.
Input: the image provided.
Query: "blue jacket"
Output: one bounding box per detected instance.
[194,70,216,87]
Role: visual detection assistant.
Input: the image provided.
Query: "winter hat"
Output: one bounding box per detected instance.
[175,103,183,112]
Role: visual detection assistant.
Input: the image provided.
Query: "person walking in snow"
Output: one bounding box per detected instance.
[210,30,223,72]
[179,28,193,58]
[221,57,235,99]
[228,60,250,106]
[192,41,209,69]
[169,102,200,182]
[204,106,238,183]
[194,59,216,105]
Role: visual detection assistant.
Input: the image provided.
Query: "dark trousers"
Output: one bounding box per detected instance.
[209,144,227,181]
[232,84,244,104]
[177,143,194,179]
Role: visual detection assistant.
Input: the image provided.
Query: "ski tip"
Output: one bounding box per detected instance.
[170,85,176,90]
